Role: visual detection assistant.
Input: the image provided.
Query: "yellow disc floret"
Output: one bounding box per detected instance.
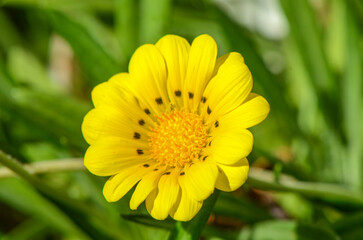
[149,110,207,167]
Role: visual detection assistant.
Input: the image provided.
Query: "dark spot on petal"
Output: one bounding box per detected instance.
[153,168,158,171]
[201,96,207,103]
[144,108,151,114]
[215,121,219,128]
[134,132,141,139]
[143,164,150,167]
[203,156,208,161]
[137,149,144,155]
[138,119,145,126]
[155,97,163,105]
[207,106,212,114]
[175,90,182,97]
[180,172,185,176]
[163,172,171,175]
[208,141,212,147]
[188,92,194,99]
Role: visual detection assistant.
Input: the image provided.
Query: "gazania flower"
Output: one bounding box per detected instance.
[82,34,269,221]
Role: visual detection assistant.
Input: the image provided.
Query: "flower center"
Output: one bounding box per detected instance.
[149,111,207,167]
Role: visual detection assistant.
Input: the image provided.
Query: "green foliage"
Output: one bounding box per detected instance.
[0,0,362,239]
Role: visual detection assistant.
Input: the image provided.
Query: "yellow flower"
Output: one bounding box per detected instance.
[82,34,269,221]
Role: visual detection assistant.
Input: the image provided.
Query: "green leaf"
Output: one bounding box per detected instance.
[1,0,114,12]
[70,12,124,65]
[239,220,339,240]
[2,219,49,240]
[0,178,90,239]
[280,0,335,94]
[122,214,175,230]
[0,10,21,50]
[273,192,313,221]
[280,0,342,138]
[7,46,58,92]
[45,10,122,86]
[253,147,313,181]
[0,150,133,239]
[4,88,89,151]
[333,211,363,240]
[214,192,272,223]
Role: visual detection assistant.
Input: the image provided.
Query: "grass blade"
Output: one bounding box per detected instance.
[45,10,122,86]
[139,0,171,43]
[280,0,341,137]
[341,3,363,189]
[0,178,90,239]
[115,0,138,61]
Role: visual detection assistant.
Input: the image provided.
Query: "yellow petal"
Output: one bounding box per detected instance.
[129,44,168,115]
[88,76,155,143]
[179,160,218,202]
[215,158,249,192]
[130,167,165,210]
[183,34,217,111]
[209,129,253,165]
[216,93,270,130]
[200,52,252,124]
[145,189,158,218]
[146,170,180,220]
[156,35,190,109]
[82,105,151,145]
[170,186,203,221]
[91,73,129,108]
[103,164,152,202]
[84,137,151,176]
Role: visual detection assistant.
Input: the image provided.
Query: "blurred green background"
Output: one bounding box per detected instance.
[0,0,362,239]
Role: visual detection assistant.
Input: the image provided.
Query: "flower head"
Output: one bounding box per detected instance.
[82,34,270,221]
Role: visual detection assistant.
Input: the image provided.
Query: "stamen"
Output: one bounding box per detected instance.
[149,110,207,168]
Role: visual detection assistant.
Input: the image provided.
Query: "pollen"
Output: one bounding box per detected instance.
[149,110,207,167]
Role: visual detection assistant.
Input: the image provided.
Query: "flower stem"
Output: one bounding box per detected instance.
[0,158,84,178]
[168,190,220,240]
[248,168,363,207]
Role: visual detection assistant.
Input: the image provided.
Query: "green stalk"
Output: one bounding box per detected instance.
[139,0,171,44]
[0,158,84,178]
[0,150,125,238]
[342,3,363,189]
[168,190,220,240]
[115,0,137,61]
[248,168,363,208]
